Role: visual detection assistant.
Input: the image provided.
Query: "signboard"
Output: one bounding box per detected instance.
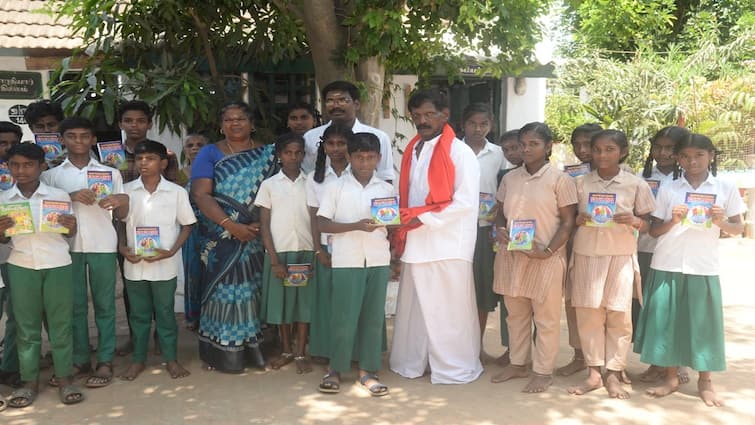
[0,71,43,100]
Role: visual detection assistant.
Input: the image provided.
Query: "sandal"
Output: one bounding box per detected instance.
[59,383,85,405]
[318,371,340,394]
[0,398,6,412]
[295,356,312,374]
[8,387,37,408]
[357,373,389,397]
[271,352,294,370]
[85,362,113,388]
[49,363,91,387]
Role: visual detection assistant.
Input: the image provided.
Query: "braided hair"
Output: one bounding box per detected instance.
[642,126,689,178]
[314,123,353,183]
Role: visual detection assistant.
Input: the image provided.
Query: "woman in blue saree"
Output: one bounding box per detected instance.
[191,102,277,372]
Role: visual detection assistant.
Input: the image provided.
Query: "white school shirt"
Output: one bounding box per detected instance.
[306,166,348,246]
[651,174,746,275]
[254,170,313,252]
[402,135,480,264]
[41,158,124,253]
[302,119,395,181]
[637,166,674,253]
[316,171,392,268]
[123,176,197,281]
[467,140,505,227]
[0,182,72,270]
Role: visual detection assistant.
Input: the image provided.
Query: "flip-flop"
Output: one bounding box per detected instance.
[85,362,113,388]
[8,387,37,408]
[318,371,340,394]
[357,373,389,397]
[59,383,85,405]
[49,363,91,387]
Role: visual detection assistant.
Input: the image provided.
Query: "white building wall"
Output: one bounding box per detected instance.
[504,77,546,130]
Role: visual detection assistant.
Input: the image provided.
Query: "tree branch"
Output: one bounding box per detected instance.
[188,7,225,101]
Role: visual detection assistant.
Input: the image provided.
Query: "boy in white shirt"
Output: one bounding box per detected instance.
[316,133,392,396]
[42,117,129,388]
[118,141,195,381]
[0,143,82,408]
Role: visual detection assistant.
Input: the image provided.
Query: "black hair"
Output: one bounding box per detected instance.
[408,88,449,112]
[59,117,95,135]
[673,133,719,178]
[275,132,305,154]
[23,100,64,126]
[7,142,45,164]
[498,129,519,145]
[0,121,22,142]
[570,123,603,145]
[134,140,168,159]
[642,126,689,178]
[348,132,380,155]
[519,122,553,160]
[461,103,494,125]
[287,102,316,118]
[117,100,153,122]
[591,129,629,163]
[219,101,254,122]
[314,123,353,183]
[321,81,360,102]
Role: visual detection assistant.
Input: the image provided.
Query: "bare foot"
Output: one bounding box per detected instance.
[166,361,190,379]
[116,341,133,357]
[620,369,632,384]
[605,371,630,399]
[646,375,679,398]
[491,364,529,383]
[295,356,312,374]
[120,363,146,381]
[698,378,724,407]
[568,372,603,395]
[271,353,294,370]
[678,367,690,384]
[495,351,511,368]
[638,364,665,383]
[522,373,552,393]
[556,356,586,376]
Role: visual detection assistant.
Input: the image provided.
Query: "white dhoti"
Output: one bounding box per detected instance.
[389,260,483,384]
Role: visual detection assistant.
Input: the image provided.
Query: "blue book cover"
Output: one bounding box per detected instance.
[586,192,616,227]
[135,226,160,257]
[0,162,14,190]
[645,179,660,198]
[682,192,716,228]
[97,141,127,170]
[478,192,496,222]
[34,133,63,162]
[564,163,591,177]
[87,170,113,201]
[507,219,536,251]
[371,196,400,225]
[283,263,311,287]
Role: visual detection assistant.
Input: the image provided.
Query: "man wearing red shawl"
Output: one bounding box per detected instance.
[389,89,483,384]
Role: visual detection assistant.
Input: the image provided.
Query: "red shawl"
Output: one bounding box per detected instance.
[392,123,456,257]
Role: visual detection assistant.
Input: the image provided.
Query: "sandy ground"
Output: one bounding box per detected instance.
[1,238,754,425]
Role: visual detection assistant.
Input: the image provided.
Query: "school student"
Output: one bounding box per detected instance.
[567,130,655,399]
[634,134,744,407]
[118,141,195,381]
[491,122,577,393]
[316,132,392,396]
[0,143,83,408]
[256,134,314,374]
[306,123,353,362]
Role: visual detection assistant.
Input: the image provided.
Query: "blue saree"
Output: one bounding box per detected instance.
[197,144,277,372]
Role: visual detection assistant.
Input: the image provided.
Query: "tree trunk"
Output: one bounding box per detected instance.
[300,0,348,93]
[355,56,385,127]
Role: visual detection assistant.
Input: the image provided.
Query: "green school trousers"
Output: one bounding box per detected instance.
[125,278,178,363]
[329,266,389,374]
[0,263,19,373]
[71,252,117,365]
[8,264,73,382]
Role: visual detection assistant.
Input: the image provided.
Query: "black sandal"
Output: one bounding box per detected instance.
[85,362,114,388]
[49,363,91,387]
[358,373,389,397]
[8,386,37,408]
[318,370,340,394]
[59,383,85,405]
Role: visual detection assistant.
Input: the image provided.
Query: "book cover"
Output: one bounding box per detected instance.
[682,192,717,228]
[34,133,63,162]
[564,163,591,177]
[645,179,660,198]
[492,227,500,252]
[586,192,616,227]
[371,196,401,225]
[39,199,72,234]
[87,170,113,200]
[135,226,161,257]
[97,141,127,170]
[0,162,14,191]
[283,263,311,287]
[507,219,536,251]
[0,201,34,236]
[478,192,496,222]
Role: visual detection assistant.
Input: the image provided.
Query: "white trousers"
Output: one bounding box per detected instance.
[390,260,483,384]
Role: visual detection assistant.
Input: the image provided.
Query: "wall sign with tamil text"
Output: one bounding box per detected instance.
[0,71,43,100]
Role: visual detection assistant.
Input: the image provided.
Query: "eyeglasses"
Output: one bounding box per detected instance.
[324,97,353,106]
[410,111,442,121]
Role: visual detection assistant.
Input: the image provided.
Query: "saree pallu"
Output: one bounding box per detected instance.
[197,144,277,372]
[182,183,203,326]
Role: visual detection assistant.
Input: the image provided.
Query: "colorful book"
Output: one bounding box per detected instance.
[135,226,161,257]
[564,163,591,177]
[479,192,496,222]
[34,133,63,162]
[283,263,311,287]
[682,192,717,229]
[0,201,34,236]
[645,179,660,198]
[39,200,72,234]
[492,227,500,252]
[0,162,14,191]
[97,141,127,170]
[87,170,113,201]
[371,196,400,225]
[586,192,616,227]
[507,219,536,251]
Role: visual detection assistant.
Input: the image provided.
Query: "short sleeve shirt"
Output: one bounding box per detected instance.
[472,141,506,227]
[254,170,313,252]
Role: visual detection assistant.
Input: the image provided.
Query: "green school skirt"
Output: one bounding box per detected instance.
[308,245,332,358]
[633,269,726,371]
[473,225,498,312]
[260,251,315,325]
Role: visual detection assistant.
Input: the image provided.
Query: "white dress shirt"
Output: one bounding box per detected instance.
[306,166,348,246]
[254,170,313,252]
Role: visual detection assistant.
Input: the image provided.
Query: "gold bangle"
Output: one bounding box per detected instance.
[219,217,231,226]
[314,250,322,255]
[544,247,554,256]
